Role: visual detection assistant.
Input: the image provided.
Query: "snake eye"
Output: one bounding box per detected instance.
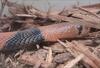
[76,25,83,35]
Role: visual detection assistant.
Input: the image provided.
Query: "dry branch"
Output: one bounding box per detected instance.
[64,54,84,68]
[58,40,100,68]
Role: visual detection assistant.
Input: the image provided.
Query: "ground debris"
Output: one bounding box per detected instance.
[0,1,100,68]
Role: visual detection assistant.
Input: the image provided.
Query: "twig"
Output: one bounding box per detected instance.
[46,47,53,63]
[58,40,100,68]
[15,14,36,18]
[76,7,100,19]
[73,41,100,68]
[57,40,69,48]
[0,0,8,16]
[64,54,84,68]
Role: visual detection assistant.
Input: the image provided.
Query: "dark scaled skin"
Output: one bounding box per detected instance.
[0,23,90,51]
[3,28,44,51]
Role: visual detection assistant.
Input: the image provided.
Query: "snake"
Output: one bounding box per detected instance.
[0,23,90,51]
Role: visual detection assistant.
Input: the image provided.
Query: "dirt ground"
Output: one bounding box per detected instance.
[0,0,100,68]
